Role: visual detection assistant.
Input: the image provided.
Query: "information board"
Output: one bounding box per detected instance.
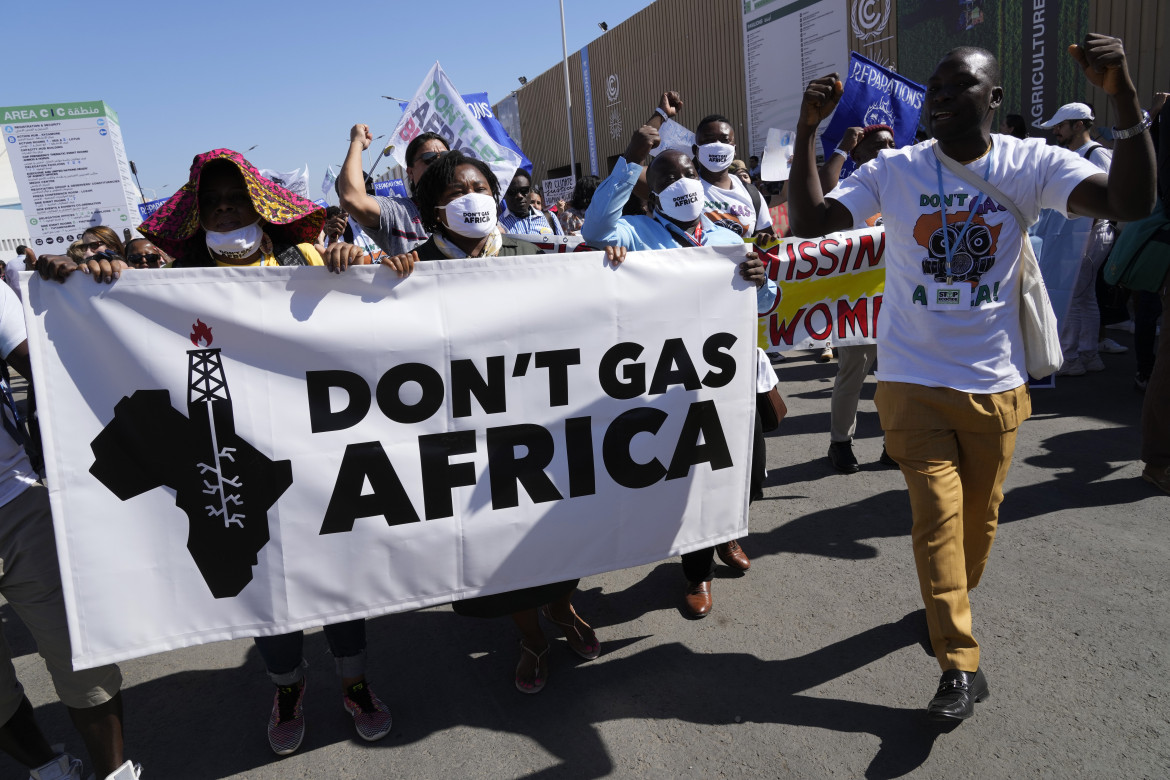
[741,0,849,159]
[2,101,142,250]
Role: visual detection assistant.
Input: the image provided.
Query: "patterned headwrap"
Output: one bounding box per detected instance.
[138,149,324,259]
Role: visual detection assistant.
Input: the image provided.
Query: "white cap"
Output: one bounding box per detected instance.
[1035,103,1094,129]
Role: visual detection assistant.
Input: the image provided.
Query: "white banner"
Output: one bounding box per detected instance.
[258,164,311,201]
[23,247,757,669]
[388,62,523,192]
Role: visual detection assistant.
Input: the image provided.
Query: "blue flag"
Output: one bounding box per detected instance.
[821,52,926,180]
[399,92,532,174]
[373,179,409,199]
[137,197,170,221]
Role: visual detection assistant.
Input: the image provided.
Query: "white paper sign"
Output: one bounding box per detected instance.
[649,118,696,157]
[760,128,796,182]
[23,247,757,669]
[388,62,523,192]
[2,101,142,249]
[541,176,575,206]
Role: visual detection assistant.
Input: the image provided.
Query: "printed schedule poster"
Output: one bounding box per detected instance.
[742,0,849,158]
[2,101,142,250]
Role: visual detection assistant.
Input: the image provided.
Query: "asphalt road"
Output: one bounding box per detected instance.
[2,338,1166,779]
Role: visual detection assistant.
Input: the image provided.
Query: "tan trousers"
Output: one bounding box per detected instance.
[876,381,1030,673]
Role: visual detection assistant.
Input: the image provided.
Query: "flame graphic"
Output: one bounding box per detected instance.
[190,319,213,348]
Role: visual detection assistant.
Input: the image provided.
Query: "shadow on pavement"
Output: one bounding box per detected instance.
[12,608,946,779]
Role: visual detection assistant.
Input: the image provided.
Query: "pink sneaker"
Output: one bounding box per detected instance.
[342,680,393,741]
[267,680,306,756]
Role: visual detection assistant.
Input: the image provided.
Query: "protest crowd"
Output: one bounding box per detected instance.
[1,28,1168,780]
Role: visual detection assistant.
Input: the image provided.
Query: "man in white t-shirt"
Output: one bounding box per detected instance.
[1035,102,1118,375]
[789,35,1155,722]
[691,113,774,239]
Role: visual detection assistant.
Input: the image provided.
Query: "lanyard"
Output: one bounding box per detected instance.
[660,215,705,247]
[934,143,993,283]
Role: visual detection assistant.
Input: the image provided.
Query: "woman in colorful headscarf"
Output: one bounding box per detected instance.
[139,148,363,271]
[114,151,381,756]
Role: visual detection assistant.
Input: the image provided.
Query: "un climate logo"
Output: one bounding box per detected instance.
[606,74,620,104]
[851,0,891,40]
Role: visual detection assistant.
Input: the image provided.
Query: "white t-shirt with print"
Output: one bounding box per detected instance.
[701,176,772,237]
[0,282,37,508]
[828,134,1102,393]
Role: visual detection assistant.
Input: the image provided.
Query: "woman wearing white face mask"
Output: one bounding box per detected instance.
[379,151,602,695]
[379,151,541,271]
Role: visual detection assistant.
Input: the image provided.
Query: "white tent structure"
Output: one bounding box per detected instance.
[0,146,30,256]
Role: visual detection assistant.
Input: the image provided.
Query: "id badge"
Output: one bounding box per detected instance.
[926,282,970,312]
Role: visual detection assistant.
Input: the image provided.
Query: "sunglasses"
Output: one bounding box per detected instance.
[416,151,447,165]
[126,253,164,267]
[79,241,107,252]
[507,186,532,197]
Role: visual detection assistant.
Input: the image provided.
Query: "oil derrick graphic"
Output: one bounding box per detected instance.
[90,320,293,598]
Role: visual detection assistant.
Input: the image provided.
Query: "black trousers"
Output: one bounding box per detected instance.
[682,410,766,583]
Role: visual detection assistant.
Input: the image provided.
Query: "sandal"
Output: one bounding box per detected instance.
[515,640,549,694]
[540,605,601,660]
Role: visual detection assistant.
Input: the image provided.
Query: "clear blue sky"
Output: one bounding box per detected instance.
[5,0,651,202]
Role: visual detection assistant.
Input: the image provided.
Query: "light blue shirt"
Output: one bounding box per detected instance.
[499,209,562,236]
[582,157,778,313]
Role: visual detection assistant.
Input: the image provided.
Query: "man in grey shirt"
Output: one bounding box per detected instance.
[339,124,450,256]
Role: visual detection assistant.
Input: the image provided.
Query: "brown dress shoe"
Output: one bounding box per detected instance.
[716,539,750,571]
[684,580,713,618]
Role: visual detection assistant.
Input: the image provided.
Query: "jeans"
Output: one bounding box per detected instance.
[253,619,367,685]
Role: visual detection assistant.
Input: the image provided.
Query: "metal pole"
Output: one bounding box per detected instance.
[559,0,577,186]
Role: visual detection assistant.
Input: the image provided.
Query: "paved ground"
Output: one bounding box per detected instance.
[2,335,1167,779]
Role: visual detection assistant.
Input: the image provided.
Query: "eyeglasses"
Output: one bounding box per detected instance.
[126,253,164,268]
[416,151,447,166]
[79,241,108,252]
[507,186,532,197]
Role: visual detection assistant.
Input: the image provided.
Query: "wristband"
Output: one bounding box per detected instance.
[832,147,850,159]
[655,107,670,121]
[1112,109,1151,140]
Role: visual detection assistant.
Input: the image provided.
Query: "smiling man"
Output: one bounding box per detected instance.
[788,36,1155,722]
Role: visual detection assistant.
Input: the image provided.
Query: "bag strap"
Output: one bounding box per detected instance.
[273,244,311,266]
[748,182,763,221]
[933,142,1034,229]
[1081,143,1104,160]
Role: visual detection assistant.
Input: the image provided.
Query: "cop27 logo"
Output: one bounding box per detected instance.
[89,321,292,598]
[851,0,892,40]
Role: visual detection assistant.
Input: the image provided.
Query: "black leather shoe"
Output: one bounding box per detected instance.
[927,668,990,722]
[879,446,898,468]
[828,441,860,474]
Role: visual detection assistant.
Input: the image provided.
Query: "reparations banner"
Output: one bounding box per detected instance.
[22,247,757,669]
[755,226,887,350]
[820,53,926,181]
